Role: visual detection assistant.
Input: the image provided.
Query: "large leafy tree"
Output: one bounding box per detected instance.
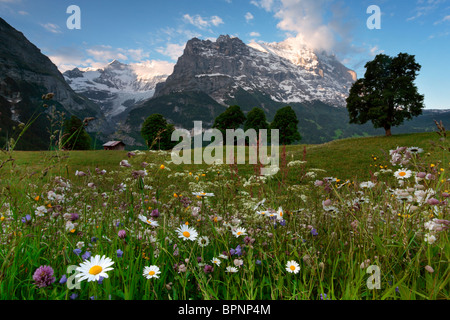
[141,114,175,150]
[244,107,269,145]
[62,115,91,150]
[213,105,246,136]
[244,107,269,132]
[270,106,301,145]
[346,53,425,136]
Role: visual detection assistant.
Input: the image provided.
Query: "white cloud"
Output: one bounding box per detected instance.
[245,12,254,22]
[48,45,156,72]
[250,0,275,12]
[41,23,62,34]
[249,31,261,37]
[156,43,186,61]
[182,14,224,30]
[369,46,384,57]
[407,0,446,21]
[434,15,450,24]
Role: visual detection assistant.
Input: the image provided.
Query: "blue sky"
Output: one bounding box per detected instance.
[1,0,449,109]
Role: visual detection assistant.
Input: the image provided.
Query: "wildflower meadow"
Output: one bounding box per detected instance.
[0,123,449,302]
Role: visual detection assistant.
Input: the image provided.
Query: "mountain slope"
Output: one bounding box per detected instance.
[0,18,103,150]
[63,60,173,121]
[153,35,356,108]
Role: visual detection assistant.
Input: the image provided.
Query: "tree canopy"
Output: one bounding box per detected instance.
[62,115,91,150]
[244,107,269,132]
[212,105,246,136]
[270,106,301,145]
[141,113,176,150]
[346,52,425,136]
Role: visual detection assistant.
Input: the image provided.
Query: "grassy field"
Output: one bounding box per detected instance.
[0,131,449,300]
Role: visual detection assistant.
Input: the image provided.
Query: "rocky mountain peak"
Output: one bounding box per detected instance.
[154,35,357,107]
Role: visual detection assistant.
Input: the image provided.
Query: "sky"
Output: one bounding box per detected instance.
[1,0,449,109]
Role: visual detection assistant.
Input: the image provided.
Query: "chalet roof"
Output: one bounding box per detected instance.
[103,141,125,147]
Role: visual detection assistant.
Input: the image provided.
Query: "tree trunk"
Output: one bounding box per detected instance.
[384,126,392,137]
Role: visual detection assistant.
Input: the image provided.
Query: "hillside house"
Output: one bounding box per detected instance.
[103,141,126,151]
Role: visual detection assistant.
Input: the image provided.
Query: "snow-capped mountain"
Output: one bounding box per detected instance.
[154,35,357,107]
[63,60,173,118]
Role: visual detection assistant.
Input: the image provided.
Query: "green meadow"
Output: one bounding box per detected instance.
[0,131,449,300]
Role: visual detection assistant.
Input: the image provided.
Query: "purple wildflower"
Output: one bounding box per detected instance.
[311,229,318,236]
[150,209,160,218]
[32,265,56,288]
[116,249,124,258]
[73,248,82,255]
[203,265,214,274]
[21,214,31,224]
[118,229,126,239]
[427,198,440,205]
[70,213,79,221]
[59,274,67,284]
[70,293,78,300]
[230,245,242,256]
[82,251,91,261]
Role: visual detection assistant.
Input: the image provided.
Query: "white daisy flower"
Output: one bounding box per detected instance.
[192,192,215,198]
[394,168,412,180]
[253,198,266,210]
[75,255,114,282]
[197,236,210,247]
[359,181,376,189]
[232,227,247,238]
[176,224,198,241]
[407,147,424,154]
[276,207,284,220]
[211,257,221,266]
[424,233,437,245]
[218,254,229,259]
[35,205,47,217]
[138,215,159,227]
[225,266,238,273]
[143,265,161,279]
[286,260,300,274]
[256,210,269,216]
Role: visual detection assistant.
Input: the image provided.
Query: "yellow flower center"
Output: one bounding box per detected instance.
[147,220,152,224]
[149,270,155,276]
[237,232,242,235]
[183,231,190,238]
[290,265,296,271]
[399,172,406,177]
[89,265,103,275]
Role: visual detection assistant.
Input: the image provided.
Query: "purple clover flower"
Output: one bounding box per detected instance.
[150,209,160,218]
[32,265,56,288]
[118,229,126,239]
[203,265,214,274]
